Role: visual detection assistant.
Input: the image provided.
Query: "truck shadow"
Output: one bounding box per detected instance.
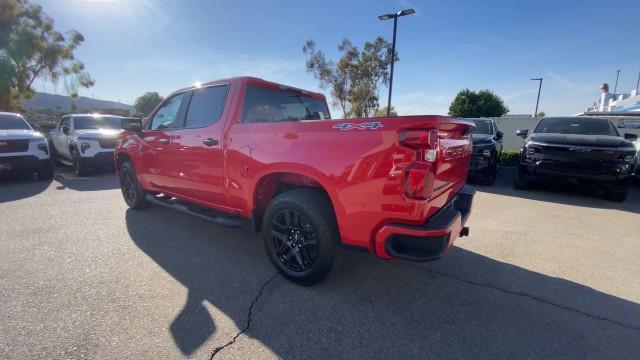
[473,167,640,214]
[125,208,640,359]
[53,166,119,192]
[0,176,51,203]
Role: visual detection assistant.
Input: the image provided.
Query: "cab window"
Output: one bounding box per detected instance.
[149,93,188,130]
[184,85,229,128]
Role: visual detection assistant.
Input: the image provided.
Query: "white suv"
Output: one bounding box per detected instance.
[49,114,124,176]
[0,112,53,179]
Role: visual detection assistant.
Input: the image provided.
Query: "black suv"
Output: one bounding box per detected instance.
[514,117,637,201]
[467,118,503,185]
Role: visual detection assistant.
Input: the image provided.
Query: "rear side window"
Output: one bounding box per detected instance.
[150,93,188,130]
[184,85,229,128]
[242,85,329,123]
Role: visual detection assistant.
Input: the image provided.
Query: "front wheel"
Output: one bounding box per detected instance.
[262,189,339,286]
[513,168,528,190]
[118,161,150,209]
[72,149,89,177]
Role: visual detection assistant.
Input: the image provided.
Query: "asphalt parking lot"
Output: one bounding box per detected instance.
[1,167,639,359]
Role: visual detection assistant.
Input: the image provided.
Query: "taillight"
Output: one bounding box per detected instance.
[400,129,439,200]
[404,162,435,200]
[399,129,439,162]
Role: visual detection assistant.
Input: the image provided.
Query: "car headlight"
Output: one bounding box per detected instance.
[80,142,91,153]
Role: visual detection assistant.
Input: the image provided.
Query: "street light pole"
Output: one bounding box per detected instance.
[530,78,543,117]
[613,69,621,95]
[379,9,415,117]
[387,17,398,118]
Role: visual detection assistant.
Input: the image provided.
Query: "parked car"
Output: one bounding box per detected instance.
[49,114,125,176]
[115,77,476,285]
[514,117,638,201]
[0,112,53,179]
[467,118,503,185]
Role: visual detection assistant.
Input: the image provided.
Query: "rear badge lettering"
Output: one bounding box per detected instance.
[333,122,383,131]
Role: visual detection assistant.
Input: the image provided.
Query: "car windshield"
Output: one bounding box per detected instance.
[0,114,31,130]
[242,85,330,123]
[471,119,493,135]
[534,117,619,136]
[74,116,122,130]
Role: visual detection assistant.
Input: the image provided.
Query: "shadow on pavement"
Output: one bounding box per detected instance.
[0,175,51,203]
[473,167,640,214]
[53,166,119,192]
[125,207,640,359]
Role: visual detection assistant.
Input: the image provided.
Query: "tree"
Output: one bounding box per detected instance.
[375,106,398,117]
[448,89,509,118]
[536,111,546,117]
[134,91,163,116]
[0,0,94,111]
[303,37,397,118]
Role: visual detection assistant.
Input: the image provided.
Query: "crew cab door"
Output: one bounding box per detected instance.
[138,92,189,189]
[162,84,231,206]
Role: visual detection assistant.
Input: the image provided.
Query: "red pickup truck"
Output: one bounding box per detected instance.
[116,77,476,285]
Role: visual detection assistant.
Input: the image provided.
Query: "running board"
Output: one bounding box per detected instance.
[145,194,244,228]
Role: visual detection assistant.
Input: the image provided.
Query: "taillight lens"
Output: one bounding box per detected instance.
[404,162,435,200]
[400,129,439,163]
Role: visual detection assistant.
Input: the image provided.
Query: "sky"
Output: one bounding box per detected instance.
[33,0,640,116]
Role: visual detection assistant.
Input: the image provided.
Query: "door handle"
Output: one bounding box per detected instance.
[159,139,170,145]
[202,138,219,147]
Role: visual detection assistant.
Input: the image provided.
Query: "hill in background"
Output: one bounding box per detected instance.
[23,92,134,113]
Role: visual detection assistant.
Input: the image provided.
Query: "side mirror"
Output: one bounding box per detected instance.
[62,125,70,135]
[495,130,504,140]
[516,129,528,138]
[624,133,638,141]
[122,117,143,132]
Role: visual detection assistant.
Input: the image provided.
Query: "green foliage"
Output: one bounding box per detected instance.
[0,0,93,111]
[374,106,398,117]
[536,111,546,117]
[499,150,521,167]
[303,37,396,118]
[448,89,509,118]
[134,91,163,116]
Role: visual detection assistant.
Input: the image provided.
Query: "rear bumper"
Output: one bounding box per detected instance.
[374,185,475,262]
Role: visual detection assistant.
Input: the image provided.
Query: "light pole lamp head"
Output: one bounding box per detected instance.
[378,14,395,20]
[398,9,416,16]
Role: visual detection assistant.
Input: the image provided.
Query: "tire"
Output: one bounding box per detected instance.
[71,149,89,177]
[606,187,630,202]
[37,162,54,180]
[262,188,339,286]
[513,169,528,190]
[477,162,497,186]
[118,161,150,209]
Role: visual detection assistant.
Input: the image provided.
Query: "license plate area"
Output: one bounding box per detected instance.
[0,161,12,171]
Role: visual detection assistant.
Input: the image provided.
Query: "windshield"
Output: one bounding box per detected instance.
[0,114,32,130]
[242,85,330,123]
[471,119,493,135]
[534,117,619,136]
[74,116,122,130]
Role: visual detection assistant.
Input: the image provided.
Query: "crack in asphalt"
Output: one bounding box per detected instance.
[406,263,640,332]
[209,272,279,359]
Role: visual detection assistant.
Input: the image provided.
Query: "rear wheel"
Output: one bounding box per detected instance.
[118,161,150,209]
[262,188,339,286]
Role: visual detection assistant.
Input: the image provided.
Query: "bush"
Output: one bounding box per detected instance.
[499,150,521,167]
